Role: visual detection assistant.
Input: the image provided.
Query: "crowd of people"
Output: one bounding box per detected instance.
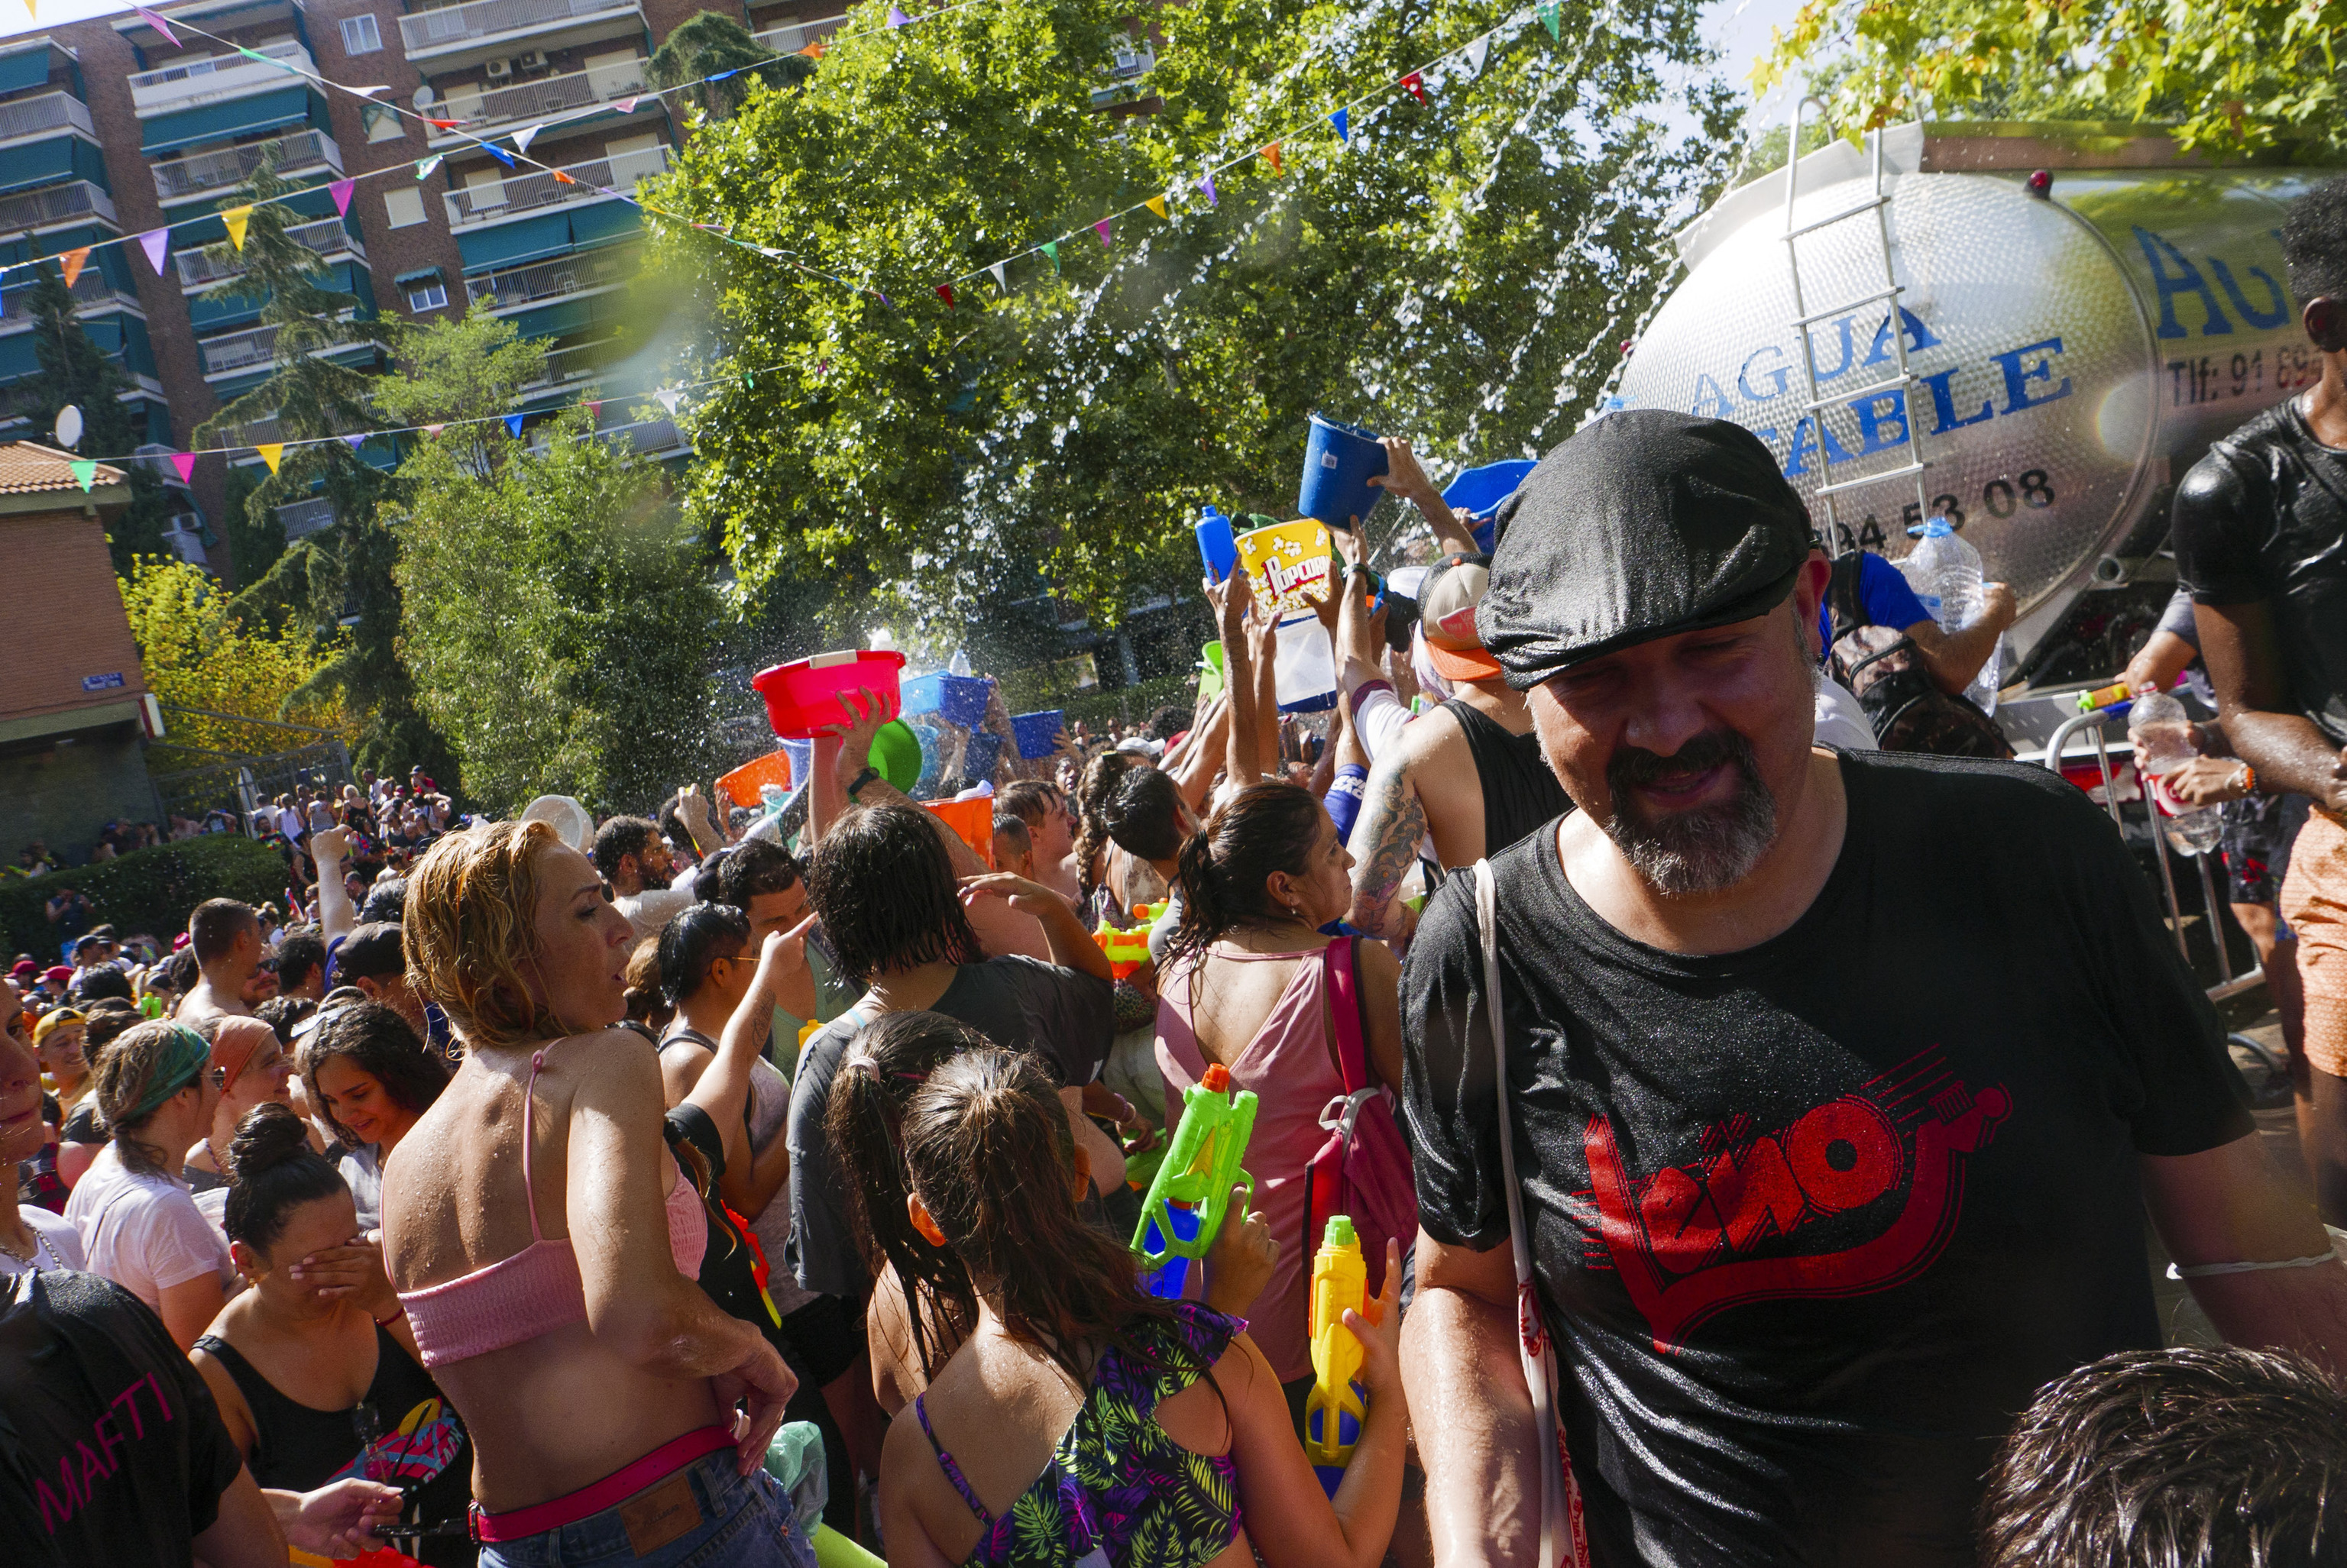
[2,177,2345,1568]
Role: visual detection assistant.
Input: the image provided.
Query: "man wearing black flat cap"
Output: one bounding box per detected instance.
[1397,410,2347,1568]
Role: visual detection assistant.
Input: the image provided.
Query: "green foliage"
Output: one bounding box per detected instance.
[371,311,549,477]
[390,404,726,814]
[0,835,293,958]
[15,261,180,571]
[1754,0,2347,157]
[650,10,814,118]
[118,554,352,770]
[647,0,1739,637]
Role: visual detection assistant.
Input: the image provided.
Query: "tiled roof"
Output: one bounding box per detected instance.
[0,443,127,497]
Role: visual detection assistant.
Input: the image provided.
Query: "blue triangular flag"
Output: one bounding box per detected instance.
[709,67,740,81]
[487,144,516,167]
[503,414,523,437]
[1331,108,1349,144]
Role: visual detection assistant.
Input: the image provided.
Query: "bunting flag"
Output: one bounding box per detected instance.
[515,124,542,154]
[1041,239,1059,273]
[503,414,524,437]
[1261,142,1283,173]
[1199,172,1218,206]
[989,260,1008,291]
[936,283,954,308]
[614,96,639,114]
[1093,218,1112,248]
[425,424,446,437]
[69,460,97,492]
[588,400,604,419]
[656,387,683,415]
[134,5,177,45]
[235,46,267,63]
[329,179,355,215]
[342,434,366,449]
[1400,71,1427,103]
[552,170,577,185]
[426,118,460,130]
[1464,37,1491,76]
[255,442,283,474]
[485,144,515,168]
[1144,195,1167,220]
[886,5,911,24]
[709,67,740,81]
[416,155,443,179]
[137,228,170,277]
[353,85,390,97]
[58,247,90,288]
[1331,108,1349,144]
[799,40,825,58]
[170,452,196,483]
[223,206,253,251]
[1539,0,1560,38]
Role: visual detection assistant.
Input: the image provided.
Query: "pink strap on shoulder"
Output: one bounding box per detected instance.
[1322,937,1368,1094]
[521,1049,546,1243]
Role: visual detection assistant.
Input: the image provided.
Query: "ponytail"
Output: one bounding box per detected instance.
[1163,781,1325,974]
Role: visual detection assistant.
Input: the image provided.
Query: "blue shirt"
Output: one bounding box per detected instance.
[1820,552,1933,658]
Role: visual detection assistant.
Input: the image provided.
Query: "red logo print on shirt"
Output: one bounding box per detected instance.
[1585,1047,2009,1353]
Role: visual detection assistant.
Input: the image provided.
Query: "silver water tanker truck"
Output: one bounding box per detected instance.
[1613,118,2336,693]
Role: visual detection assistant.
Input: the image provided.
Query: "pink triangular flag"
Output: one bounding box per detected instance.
[614,95,638,114]
[137,227,170,276]
[134,5,178,46]
[1093,218,1112,248]
[170,452,196,483]
[588,400,603,420]
[425,424,445,437]
[329,179,354,215]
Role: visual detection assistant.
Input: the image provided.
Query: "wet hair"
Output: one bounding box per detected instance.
[275,929,328,994]
[2281,176,2347,306]
[902,1047,1201,1388]
[656,902,750,1008]
[991,812,1032,867]
[1142,705,1192,743]
[1166,781,1326,971]
[70,966,133,1006]
[300,998,448,1146]
[997,781,1060,832]
[1104,767,1185,863]
[1980,1346,2347,1567]
[403,820,564,1050]
[189,899,258,963]
[1073,749,1137,897]
[591,816,661,881]
[807,803,983,983]
[823,1011,988,1379]
[254,995,315,1047]
[221,1102,348,1256]
[692,838,801,910]
[151,946,198,997]
[623,938,669,1031]
[358,878,408,925]
[89,1020,201,1174]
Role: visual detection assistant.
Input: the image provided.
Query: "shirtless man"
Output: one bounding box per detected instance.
[1345,441,1568,946]
[179,898,264,1025]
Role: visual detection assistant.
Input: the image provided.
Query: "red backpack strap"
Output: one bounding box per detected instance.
[1323,936,1369,1094]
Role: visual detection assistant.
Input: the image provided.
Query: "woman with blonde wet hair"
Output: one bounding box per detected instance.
[382,820,808,1568]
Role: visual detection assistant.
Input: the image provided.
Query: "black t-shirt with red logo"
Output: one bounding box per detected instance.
[1401,749,2252,1567]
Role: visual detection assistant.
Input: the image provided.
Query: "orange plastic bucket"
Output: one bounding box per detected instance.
[717,750,793,808]
[925,795,995,868]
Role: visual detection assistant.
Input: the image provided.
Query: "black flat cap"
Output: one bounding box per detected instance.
[1478,412,1813,689]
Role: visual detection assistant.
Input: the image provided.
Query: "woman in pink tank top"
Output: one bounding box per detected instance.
[382,822,809,1567]
[1155,783,1407,1395]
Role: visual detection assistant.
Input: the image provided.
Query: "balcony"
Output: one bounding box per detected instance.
[443,144,667,228]
[275,496,335,538]
[175,216,365,289]
[128,40,315,118]
[0,90,95,147]
[199,322,281,377]
[750,13,847,55]
[518,338,614,393]
[431,57,648,147]
[0,180,117,238]
[463,246,633,312]
[0,266,142,332]
[161,513,209,566]
[399,0,646,66]
[153,128,342,204]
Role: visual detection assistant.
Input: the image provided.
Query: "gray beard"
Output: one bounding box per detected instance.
[1601,734,1779,897]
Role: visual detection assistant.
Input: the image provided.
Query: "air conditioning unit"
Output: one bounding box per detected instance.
[484,57,513,80]
[516,50,545,72]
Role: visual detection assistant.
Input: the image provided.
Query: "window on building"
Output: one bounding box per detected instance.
[404,276,448,312]
[340,14,383,53]
[383,186,426,228]
[363,102,404,143]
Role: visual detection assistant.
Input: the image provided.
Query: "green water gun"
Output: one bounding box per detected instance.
[1131,1063,1257,1295]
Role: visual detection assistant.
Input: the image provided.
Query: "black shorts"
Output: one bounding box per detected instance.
[778,1292,865,1389]
[2221,794,2310,906]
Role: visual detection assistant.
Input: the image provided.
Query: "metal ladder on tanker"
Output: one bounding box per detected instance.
[1780,99,1937,543]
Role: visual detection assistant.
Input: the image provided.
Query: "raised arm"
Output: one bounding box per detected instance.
[1371,436,1479,555]
[309,826,357,946]
[1167,693,1229,808]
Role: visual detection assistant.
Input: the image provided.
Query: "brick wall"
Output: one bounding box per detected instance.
[0,500,148,726]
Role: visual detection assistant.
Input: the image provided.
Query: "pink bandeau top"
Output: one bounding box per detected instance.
[400,1047,709,1367]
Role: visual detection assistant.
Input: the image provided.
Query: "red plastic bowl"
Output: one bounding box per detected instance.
[751,649,907,739]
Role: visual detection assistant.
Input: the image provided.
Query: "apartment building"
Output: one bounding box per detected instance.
[0,0,847,573]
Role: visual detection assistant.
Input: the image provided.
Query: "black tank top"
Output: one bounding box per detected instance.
[195,1326,473,1565]
[1442,698,1572,855]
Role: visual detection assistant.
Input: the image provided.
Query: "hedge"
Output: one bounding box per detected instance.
[1,836,293,962]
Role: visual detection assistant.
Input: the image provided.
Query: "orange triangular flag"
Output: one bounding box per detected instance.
[58,246,91,288]
[256,442,283,474]
[552,170,576,184]
[1144,195,1167,220]
[1261,143,1283,173]
[798,40,824,57]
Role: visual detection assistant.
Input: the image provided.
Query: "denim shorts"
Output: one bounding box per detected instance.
[477,1451,817,1568]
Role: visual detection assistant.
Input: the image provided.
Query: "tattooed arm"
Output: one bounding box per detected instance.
[1347,748,1428,946]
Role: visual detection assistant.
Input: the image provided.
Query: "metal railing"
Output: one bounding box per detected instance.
[0,90,94,143]
[516,338,613,392]
[0,265,136,325]
[199,322,280,376]
[152,128,342,202]
[751,13,847,54]
[442,144,667,226]
[462,245,633,310]
[173,215,364,288]
[0,179,115,235]
[275,496,335,538]
[151,737,353,826]
[432,57,645,141]
[128,40,313,115]
[400,0,643,55]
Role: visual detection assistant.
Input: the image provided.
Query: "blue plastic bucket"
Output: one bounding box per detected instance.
[1011,710,1064,759]
[1441,458,1536,553]
[900,671,989,729]
[1297,414,1387,530]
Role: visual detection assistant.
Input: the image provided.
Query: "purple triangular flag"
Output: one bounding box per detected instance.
[329,179,354,215]
[1199,172,1218,206]
[136,227,171,277]
[886,5,911,24]
[342,434,366,450]
[134,6,179,46]
[1093,218,1112,248]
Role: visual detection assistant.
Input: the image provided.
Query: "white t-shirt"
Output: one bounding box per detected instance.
[64,1145,237,1312]
[277,807,305,841]
[1814,676,1880,754]
[617,864,701,944]
[0,1207,86,1279]
[338,1144,385,1233]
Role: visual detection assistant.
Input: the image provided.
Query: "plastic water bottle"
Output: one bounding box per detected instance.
[2127,690,2222,856]
[1898,519,2001,713]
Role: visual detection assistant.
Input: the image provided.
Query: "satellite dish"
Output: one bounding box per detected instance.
[413,84,435,108]
[53,406,82,450]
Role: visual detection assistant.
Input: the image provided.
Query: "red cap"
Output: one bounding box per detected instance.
[1201,1063,1232,1094]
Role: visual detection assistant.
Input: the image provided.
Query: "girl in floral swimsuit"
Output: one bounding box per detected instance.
[876,1045,1408,1568]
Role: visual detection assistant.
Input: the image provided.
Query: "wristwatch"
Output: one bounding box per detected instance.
[846,766,882,800]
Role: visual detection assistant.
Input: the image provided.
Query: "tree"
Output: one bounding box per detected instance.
[649,9,813,118]
[189,150,452,782]
[17,261,181,571]
[646,0,1740,640]
[1754,0,2347,158]
[118,554,353,772]
[390,366,724,814]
